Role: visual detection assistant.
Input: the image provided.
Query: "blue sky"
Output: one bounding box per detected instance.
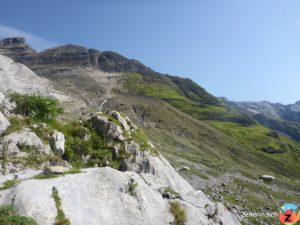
[0,0,299,104]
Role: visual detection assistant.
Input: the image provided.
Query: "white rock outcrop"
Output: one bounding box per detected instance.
[49,131,65,156]
[0,167,240,225]
[91,113,125,141]
[4,130,51,155]
[0,54,67,102]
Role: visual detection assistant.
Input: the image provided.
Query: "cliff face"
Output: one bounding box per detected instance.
[0,37,153,75]
[0,37,38,65]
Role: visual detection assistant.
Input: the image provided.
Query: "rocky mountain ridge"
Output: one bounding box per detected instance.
[0,37,156,75]
[0,37,220,107]
[223,98,300,142]
[224,98,300,120]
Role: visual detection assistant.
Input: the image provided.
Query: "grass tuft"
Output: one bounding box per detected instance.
[169,201,187,225]
[52,187,70,225]
[0,205,37,225]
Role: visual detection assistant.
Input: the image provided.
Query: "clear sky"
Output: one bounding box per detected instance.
[0,0,299,104]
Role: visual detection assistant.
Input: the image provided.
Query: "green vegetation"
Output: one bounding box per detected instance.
[123,72,254,125]
[169,201,187,225]
[60,121,115,168]
[32,173,59,179]
[64,168,81,174]
[0,179,19,191]
[254,114,300,142]
[210,121,300,178]
[2,117,32,136]
[126,180,138,197]
[130,129,150,150]
[0,205,37,225]
[32,168,81,180]
[164,187,180,198]
[203,178,300,225]
[9,92,63,122]
[211,122,290,153]
[52,187,70,225]
[30,120,118,169]
[18,144,48,169]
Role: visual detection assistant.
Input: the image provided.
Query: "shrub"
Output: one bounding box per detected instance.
[60,121,116,168]
[169,202,187,225]
[0,205,37,225]
[9,92,63,122]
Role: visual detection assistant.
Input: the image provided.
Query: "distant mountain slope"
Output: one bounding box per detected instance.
[224,98,300,142]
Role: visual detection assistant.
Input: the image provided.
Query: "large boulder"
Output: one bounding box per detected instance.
[121,150,153,174]
[49,131,65,156]
[0,111,10,135]
[0,167,240,225]
[260,175,275,182]
[4,130,51,155]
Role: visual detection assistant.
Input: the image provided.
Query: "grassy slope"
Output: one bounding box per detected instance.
[122,72,300,178]
[118,73,300,224]
[123,72,254,125]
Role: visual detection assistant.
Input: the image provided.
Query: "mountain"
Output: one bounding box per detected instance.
[0,37,300,225]
[224,98,300,142]
[0,54,240,225]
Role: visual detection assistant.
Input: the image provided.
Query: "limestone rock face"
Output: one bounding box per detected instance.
[111,110,133,131]
[0,168,240,225]
[91,113,124,142]
[121,150,153,174]
[0,54,68,102]
[4,130,51,155]
[0,37,38,65]
[49,131,65,156]
[0,37,157,77]
[37,45,90,66]
[0,111,10,135]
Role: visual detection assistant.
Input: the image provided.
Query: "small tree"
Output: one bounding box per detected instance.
[9,92,63,122]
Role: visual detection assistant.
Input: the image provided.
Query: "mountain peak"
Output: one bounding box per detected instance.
[0,37,37,64]
[0,37,26,46]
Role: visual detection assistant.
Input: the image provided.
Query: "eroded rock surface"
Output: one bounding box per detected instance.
[0,167,240,225]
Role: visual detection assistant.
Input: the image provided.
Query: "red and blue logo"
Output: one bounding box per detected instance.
[279,203,300,225]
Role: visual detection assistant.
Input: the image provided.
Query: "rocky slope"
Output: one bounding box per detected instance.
[0,107,240,225]
[1,37,300,225]
[0,53,241,224]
